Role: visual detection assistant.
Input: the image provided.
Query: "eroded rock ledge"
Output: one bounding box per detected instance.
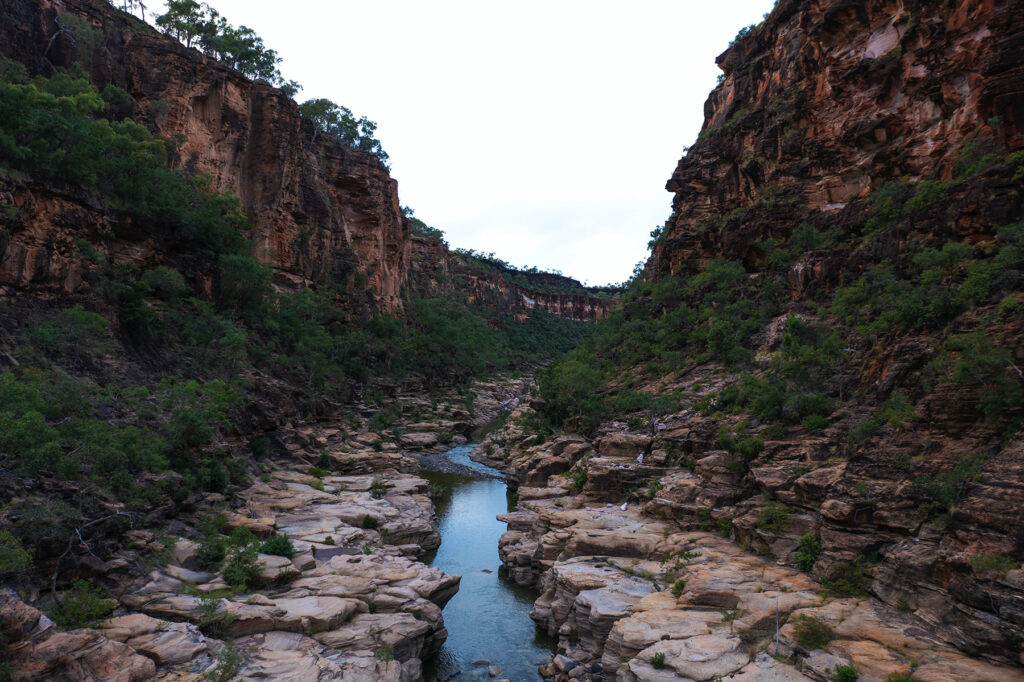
[483,406,1024,682]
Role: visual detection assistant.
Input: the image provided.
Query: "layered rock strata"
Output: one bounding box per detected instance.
[485,410,1024,681]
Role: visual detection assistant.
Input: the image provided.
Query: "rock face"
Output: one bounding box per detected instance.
[0,0,410,312]
[0,0,617,320]
[410,234,616,322]
[487,419,1024,682]
[652,0,1024,277]
[110,459,458,679]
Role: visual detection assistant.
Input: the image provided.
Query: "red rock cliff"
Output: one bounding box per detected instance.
[410,234,616,322]
[1,0,410,313]
[652,0,1023,277]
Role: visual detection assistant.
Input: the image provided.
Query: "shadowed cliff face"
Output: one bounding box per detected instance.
[409,235,615,322]
[653,0,1023,277]
[0,0,410,313]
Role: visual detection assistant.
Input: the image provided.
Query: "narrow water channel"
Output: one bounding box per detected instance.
[422,444,556,680]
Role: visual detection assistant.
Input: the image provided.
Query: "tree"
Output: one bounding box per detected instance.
[156,2,297,93]
[298,98,389,166]
[155,0,205,48]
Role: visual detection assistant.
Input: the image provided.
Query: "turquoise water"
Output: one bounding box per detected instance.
[422,445,555,680]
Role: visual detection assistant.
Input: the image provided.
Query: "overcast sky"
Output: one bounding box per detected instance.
[150,1,776,285]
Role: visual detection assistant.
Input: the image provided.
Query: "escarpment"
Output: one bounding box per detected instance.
[654,0,1023,276]
[1,0,410,312]
[410,233,616,322]
[0,0,616,321]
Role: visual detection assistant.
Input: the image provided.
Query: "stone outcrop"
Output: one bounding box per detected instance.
[652,0,1024,277]
[488,418,1024,681]
[108,460,457,679]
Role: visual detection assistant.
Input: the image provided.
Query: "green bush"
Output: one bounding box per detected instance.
[821,561,868,597]
[261,534,295,558]
[221,544,260,590]
[794,533,821,572]
[49,580,116,629]
[671,579,686,597]
[0,530,32,575]
[911,452,989,516]
[206,640,242,682]
[758,501,790,532]
[361,515,379,530]
[650,651,666,669]
[140,266,188,300]
[833,664,859,682]
[792,614,833,650]
[969,554,1016,575]
[28,306,111,358]
[370,478,387,499]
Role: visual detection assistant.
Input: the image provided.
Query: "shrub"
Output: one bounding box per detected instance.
[140,266,188,300]
[650,651,666,669]
[228,526,258,548]
[361,515,379,530]
[792,614,833,650]
[206,640,242,682]
[370,477,388,499]
[969,554,1016,575]
[758,501,790,532]
[569,469,587,494]
[0,531,32,575]
[309,466,326,478]
[197,595,236,638]
[911,452,989,516]
[221,544,260,590]
[261,534,294,559]
[49,580,116,629]
[671,579,686,597]
[833,664,859,682]
[821,561,868,597]
[794,533,821,572]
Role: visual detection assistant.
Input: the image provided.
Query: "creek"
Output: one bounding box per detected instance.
[421,444,556,680]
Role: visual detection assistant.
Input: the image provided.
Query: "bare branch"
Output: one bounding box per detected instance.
[50,511,134,604]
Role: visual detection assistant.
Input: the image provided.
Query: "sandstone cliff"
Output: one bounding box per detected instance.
[654,0,1022,276]
[0,0,616,322]
[410,234,615,322]
[1,0,410,312]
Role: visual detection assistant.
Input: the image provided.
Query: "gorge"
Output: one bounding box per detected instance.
[1,0,1023,681]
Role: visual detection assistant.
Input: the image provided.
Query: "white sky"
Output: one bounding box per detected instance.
[149,1,776,285]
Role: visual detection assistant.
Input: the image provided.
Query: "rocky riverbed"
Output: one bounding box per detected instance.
[482,406,1024,682]
[0,375,531,681]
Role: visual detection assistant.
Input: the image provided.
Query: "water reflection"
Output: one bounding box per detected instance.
[422,445,555,680]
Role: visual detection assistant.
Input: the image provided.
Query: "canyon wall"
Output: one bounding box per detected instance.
[1,0,410,312]
[653,0,1023,276]
[0,0,615,321]
[480,0,1024,679]
[410,234,615,322]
